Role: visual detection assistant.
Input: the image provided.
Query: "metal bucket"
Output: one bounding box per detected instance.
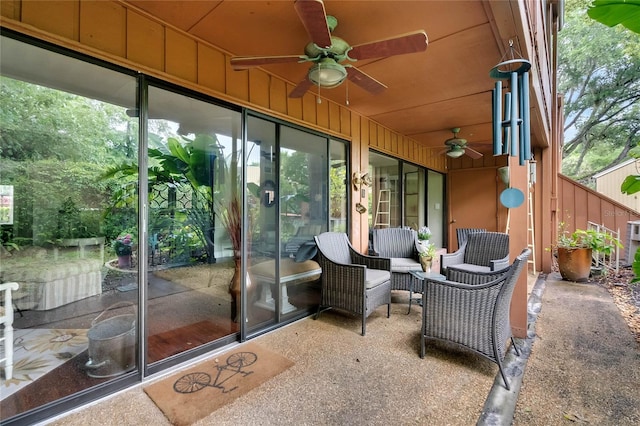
[85,302,136,378]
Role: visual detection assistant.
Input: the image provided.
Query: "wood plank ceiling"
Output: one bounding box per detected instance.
[126,0,524,155]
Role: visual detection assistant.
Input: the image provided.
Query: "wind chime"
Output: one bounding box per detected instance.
[490,40,531,166]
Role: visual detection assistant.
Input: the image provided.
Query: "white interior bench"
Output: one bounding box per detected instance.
[250,258,321,314]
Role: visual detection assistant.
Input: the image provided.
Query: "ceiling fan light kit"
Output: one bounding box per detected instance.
[229,0,428,99]
[446,146,465,158]
[308,58,347,88]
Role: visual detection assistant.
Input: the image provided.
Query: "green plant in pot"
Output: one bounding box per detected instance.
[418,242,437,272]
[554,225,622,282]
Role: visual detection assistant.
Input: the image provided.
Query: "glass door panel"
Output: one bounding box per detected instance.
[427,170,445,248]
[278,126,326,317]
[369,152,401,228]
[146,86,241,366]
[403,164,425,230]
[329,140,348,232]
[0,36,139,420]
[246,116,278,332]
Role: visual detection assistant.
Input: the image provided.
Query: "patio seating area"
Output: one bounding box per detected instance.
[46,271,640,425]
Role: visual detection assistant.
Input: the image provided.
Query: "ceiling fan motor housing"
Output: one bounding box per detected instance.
[305,36,350,60]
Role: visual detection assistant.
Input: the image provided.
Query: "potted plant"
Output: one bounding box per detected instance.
[418,242,437,272]
[417,226,431,243]
[554,226,622,282]
[112,233,134,268]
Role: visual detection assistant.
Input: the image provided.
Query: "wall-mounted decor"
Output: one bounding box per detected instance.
[351,171,372,192]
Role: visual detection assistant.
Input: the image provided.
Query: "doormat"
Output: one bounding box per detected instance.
[116,283,137,292]
[143,342,294,425]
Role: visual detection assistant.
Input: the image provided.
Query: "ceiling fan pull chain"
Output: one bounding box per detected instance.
[317,63,322,104]
[346,81,349,106]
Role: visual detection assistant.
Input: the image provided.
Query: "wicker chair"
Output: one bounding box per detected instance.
[314,232,392,336]
[445,264,511,285]
[456,227,487,249]
[441,231,510,274]
[420,248,531,390]
[371,228,422,292]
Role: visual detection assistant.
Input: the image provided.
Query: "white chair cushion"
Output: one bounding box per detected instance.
[365,269,391,289]
[390,257,421,273]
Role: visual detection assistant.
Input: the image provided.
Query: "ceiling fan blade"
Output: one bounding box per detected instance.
[289,77,315,98]
[230,55,306,70]
[465,148,484,159]
[294,0,332,49]
[346,67,387,94]
[348,30,428,60]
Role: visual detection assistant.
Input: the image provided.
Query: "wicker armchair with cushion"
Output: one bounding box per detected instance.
[314,232,392,336]
[420,248,531,390]
[371,227,422,292]
[441,231,510,274]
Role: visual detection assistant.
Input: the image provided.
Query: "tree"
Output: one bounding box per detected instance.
[103,134,237,262]
[559,0,640,182]
[587,0,640,195]
[0,77,134,163]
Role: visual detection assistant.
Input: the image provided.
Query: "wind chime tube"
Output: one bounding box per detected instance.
[503,92,511,155]
[492,81,502,156]
[510,71,518,158]
[518,75,525,166]
[522,71,531,161]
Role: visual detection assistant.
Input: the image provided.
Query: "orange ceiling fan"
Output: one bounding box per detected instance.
[230,0,428,98]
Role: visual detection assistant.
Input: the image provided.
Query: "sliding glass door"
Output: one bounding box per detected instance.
[0,33,348,424]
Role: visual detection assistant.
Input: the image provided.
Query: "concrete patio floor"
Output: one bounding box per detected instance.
[42,271,640,425]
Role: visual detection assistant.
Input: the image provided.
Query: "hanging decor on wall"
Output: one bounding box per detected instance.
[351,171,372,192]
[490,40,531,166]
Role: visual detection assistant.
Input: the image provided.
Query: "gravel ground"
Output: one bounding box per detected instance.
[594,266,640,345]
[513,270,640,425]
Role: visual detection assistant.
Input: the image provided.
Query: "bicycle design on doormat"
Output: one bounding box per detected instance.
[173,351,257,394]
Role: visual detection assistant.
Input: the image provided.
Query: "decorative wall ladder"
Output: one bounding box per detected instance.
[373,189,391,228]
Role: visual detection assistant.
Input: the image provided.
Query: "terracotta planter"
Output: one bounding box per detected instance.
[557,247,592,282]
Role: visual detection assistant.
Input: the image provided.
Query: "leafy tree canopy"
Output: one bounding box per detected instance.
[560,0,640,183]
[0,77,136,163]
